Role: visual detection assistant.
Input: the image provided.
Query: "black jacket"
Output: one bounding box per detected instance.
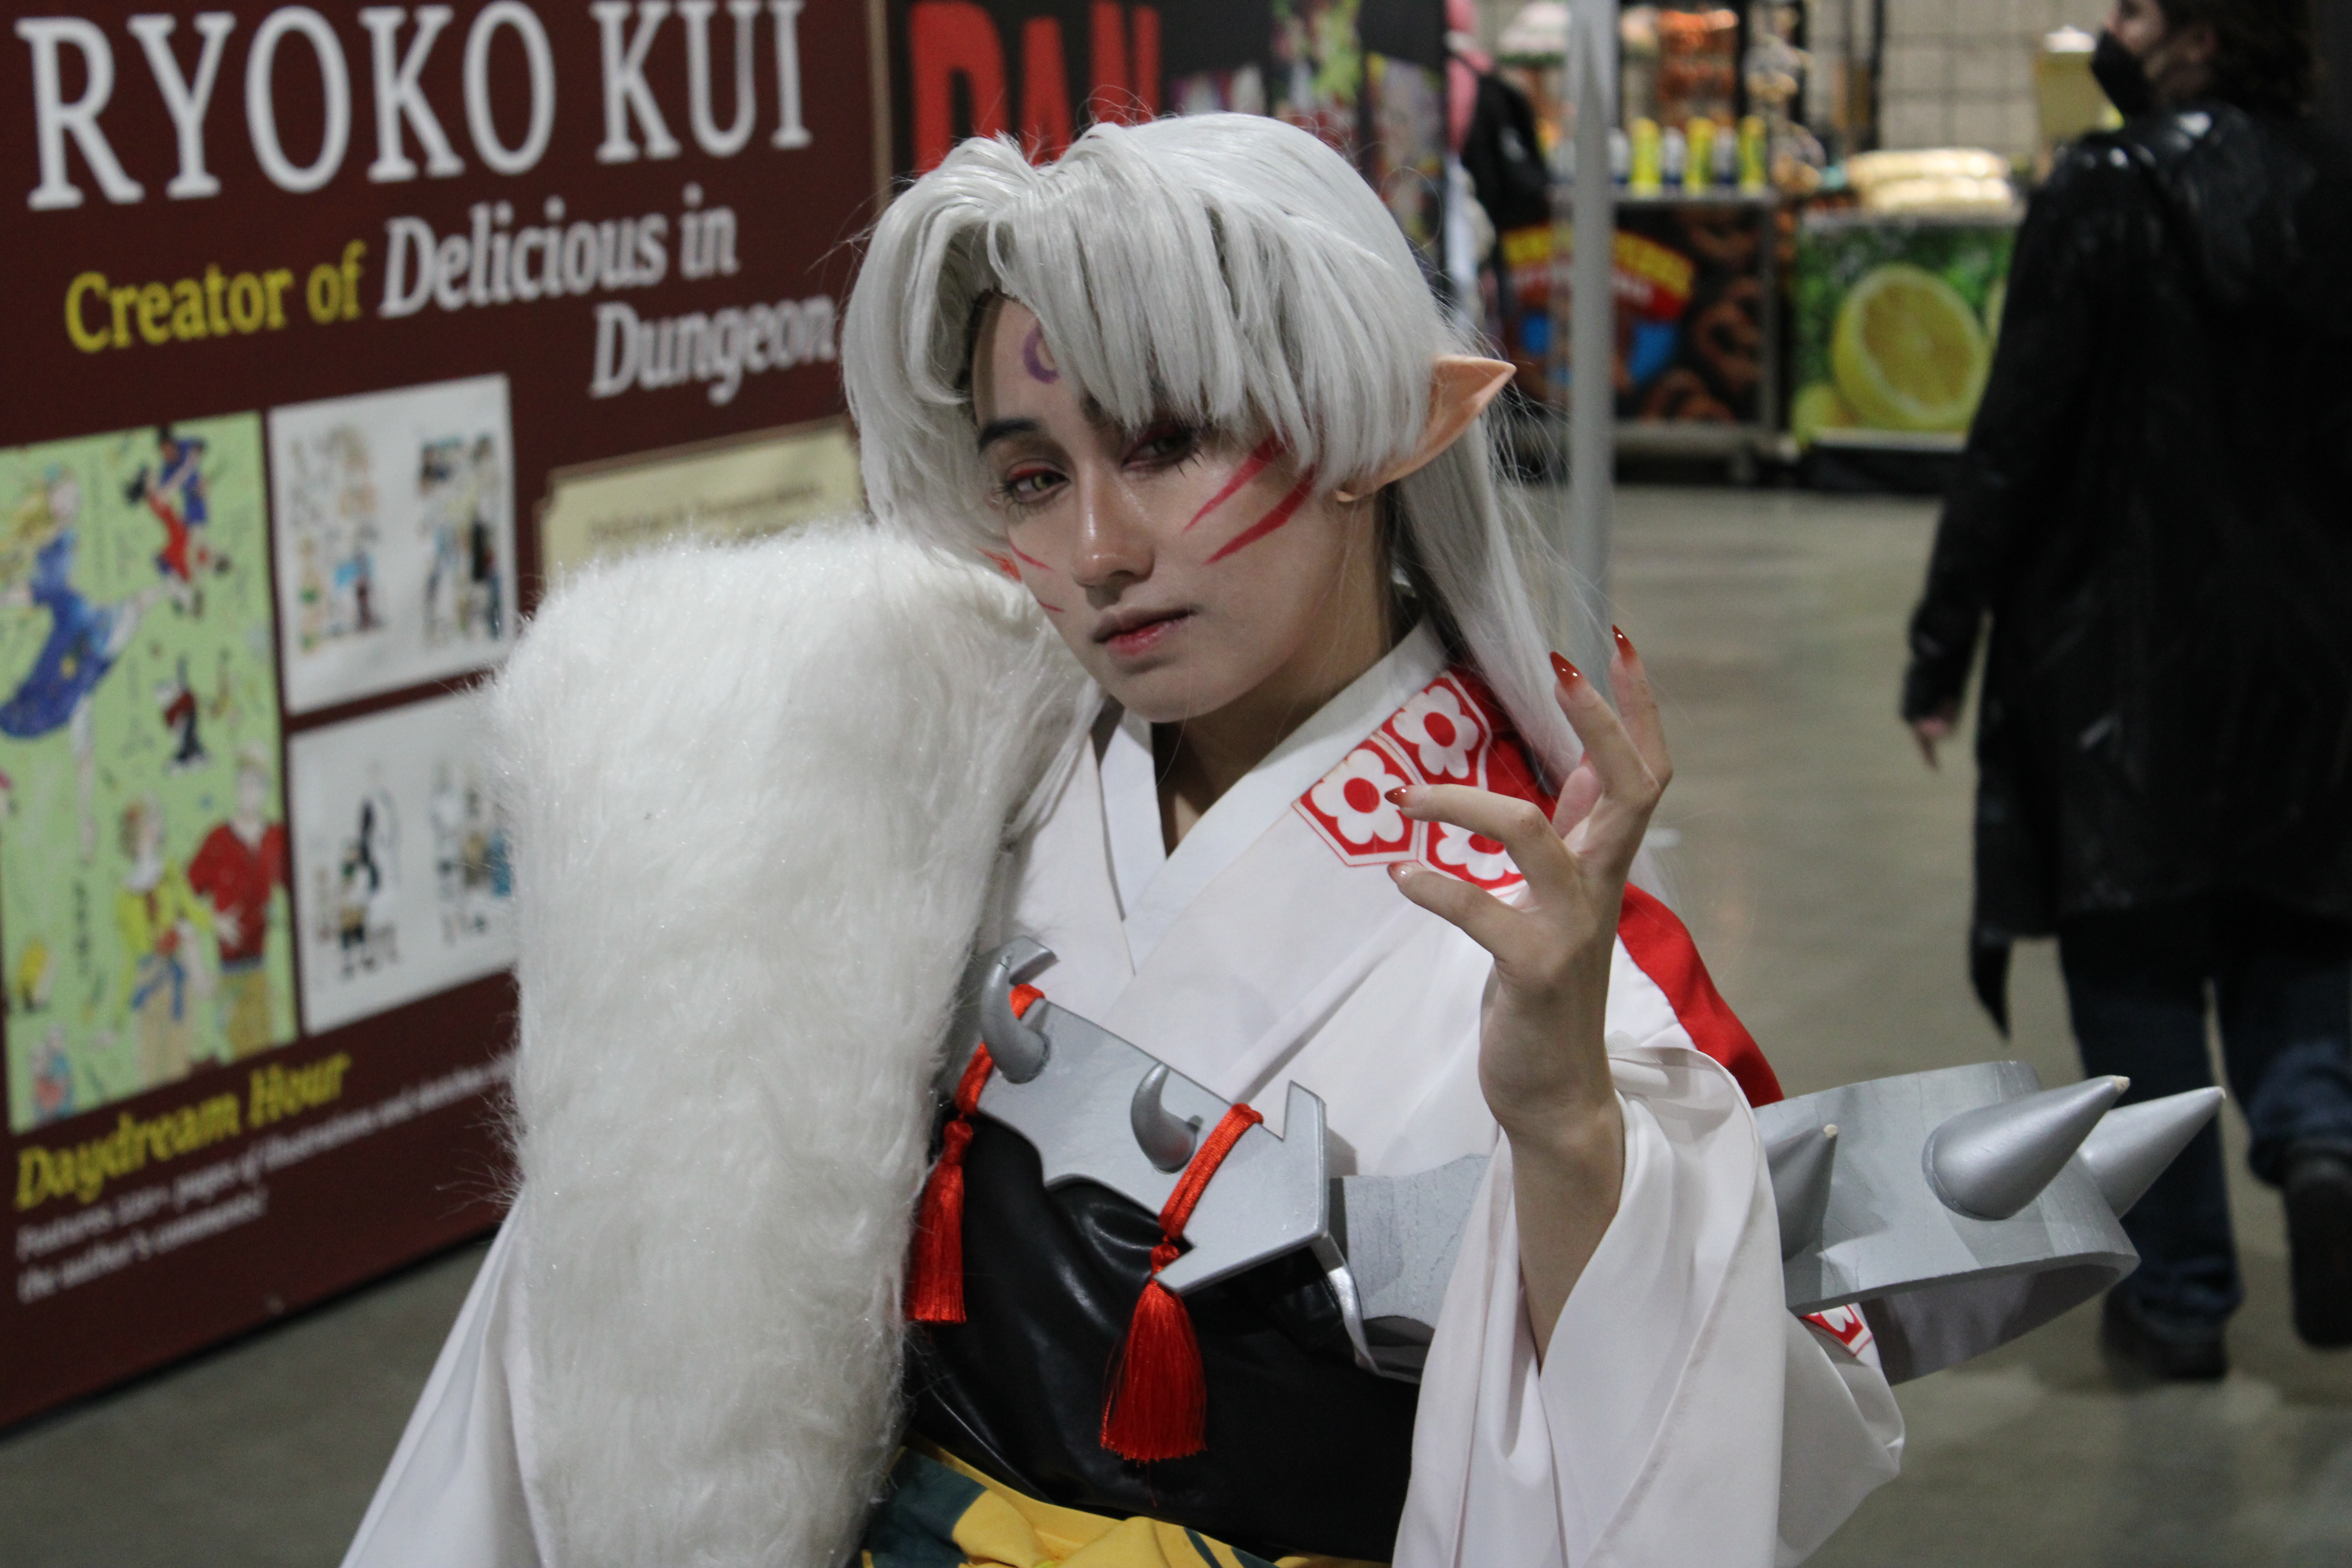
[1902,103,2352,1023]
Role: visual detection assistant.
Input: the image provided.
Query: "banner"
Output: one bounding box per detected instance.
[1791,212,2017,448]
[3,0,883,1426]
[888,0,1445,261]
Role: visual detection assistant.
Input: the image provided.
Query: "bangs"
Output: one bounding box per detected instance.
[843,116,1447,555]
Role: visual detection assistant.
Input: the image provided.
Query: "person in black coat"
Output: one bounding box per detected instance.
[1902,0,2352,1380]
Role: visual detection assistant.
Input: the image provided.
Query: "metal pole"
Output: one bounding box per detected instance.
[1568,0,1616,615]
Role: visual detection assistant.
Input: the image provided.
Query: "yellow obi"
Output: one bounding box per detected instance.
[860,1443,1387,1568]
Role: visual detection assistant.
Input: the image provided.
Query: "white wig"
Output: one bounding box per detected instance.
[841,113,1584,772]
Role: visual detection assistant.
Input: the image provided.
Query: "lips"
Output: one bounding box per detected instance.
[1093,607,1192,657]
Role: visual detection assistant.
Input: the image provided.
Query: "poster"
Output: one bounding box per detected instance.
[1791,214,2018,446]
[539,417,863,585]
[1555,200,1775,427]
[270,376,516,714]
[888,0,1448,249]
[288,690,512,1034]
[0,416,294,1134]
[6,0,883,1426]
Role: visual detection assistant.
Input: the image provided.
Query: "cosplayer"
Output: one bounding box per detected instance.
[347,116,2204,1568]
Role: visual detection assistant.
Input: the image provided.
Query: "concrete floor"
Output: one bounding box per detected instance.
[4,484,2349,1564]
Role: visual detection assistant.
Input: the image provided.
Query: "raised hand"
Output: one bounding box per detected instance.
[1385,628,1672,1345]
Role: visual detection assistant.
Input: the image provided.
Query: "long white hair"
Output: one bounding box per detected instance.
[841,113,1585,772]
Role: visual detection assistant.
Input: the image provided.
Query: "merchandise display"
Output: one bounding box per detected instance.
[1490,1,1803,461]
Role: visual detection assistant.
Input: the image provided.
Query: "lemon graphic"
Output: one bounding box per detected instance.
[1831,263,1992,432]
[1790,382,1855,447]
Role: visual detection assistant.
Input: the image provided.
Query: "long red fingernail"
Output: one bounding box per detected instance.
[1550,652,1582,686]
[1613,625,1636,660]
[1384,786,1410,806]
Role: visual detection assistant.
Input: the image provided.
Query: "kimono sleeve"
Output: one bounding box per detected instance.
[340,1216,546,1568]
[1392,1035,1901,1567]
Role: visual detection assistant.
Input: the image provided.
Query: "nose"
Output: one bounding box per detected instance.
[1068,467,1155,596]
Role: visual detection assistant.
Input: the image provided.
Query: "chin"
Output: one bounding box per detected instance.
[1091,657,1250,726]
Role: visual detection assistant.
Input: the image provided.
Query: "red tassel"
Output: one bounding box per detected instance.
[907,1044,995,1323]
[1100,1102,1264,1462]
[1099,1243,1205,1461]
[906,984,1047,1325]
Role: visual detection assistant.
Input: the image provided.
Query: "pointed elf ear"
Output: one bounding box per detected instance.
[1333,356,1516,504]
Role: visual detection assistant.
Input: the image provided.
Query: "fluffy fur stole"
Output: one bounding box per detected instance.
[487,521,1090,1567]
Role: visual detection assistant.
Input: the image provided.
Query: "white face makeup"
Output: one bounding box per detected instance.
[970,298,1390,726]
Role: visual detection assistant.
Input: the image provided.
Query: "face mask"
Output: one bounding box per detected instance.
[2092,29,2156,117]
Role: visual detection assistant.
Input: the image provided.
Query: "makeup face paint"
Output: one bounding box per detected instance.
[1183,436,1283,532]
[969,299,1389,727]
[1204,470,1319,563]
[1021,323,1060,384]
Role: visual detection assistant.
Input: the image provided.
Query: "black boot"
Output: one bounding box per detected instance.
[2284,1150,2352,1348]
[2101,1287,2227,1380]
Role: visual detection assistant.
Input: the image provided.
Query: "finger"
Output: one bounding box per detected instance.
[1609,627,1673,785]
[1547,656,1662,867]
[1547,654,1651,801]
[1551,755,1602,839]
[1387,859,1534,961]
[1913,727,1939,770]
[1392,782,1579,906]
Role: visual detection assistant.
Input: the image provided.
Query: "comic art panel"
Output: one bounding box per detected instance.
[0,416,296,1134]
[268,376,517,715]
[287,690,515,1035]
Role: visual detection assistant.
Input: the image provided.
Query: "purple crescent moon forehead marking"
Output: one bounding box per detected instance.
[1021,324,1060,384]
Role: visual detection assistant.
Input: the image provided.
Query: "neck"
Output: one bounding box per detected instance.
[2149,36,2213,107]
[1154,554,1396,848]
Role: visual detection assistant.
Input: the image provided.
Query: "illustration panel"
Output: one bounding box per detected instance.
[0,417,296,1132]
[288,689,514,1034]
[269,376,517,714]
[538,417,862,587]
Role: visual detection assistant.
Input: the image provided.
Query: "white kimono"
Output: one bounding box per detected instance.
[345,609,1900,1568]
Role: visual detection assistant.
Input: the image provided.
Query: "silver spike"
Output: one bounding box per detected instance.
[1768,1122,1838,1259]
[1130,1063,1203,1172]
[1925,1076,2128,1221]
[979,938,1055,1083]
[2076,1087,2225,1216]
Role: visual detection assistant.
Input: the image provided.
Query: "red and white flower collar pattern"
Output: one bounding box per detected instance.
[1295,669,1556,892]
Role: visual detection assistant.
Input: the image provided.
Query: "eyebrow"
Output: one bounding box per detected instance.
[976,417,1040,452]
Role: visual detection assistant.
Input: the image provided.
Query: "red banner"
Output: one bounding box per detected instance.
[2,0,883,1426]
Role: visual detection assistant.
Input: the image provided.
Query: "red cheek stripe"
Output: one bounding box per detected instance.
[1183,436,1285,533]
[981,550,1020,581]
[1009,543,1051,571]
[1205,471,1318,563]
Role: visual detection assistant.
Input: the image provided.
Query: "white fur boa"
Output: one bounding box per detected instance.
[487,521,1090,1567]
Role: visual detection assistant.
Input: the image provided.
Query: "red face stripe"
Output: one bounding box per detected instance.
[1009,542,1051,570]
[1183,436,1284,533]
[1204,470,1318,563]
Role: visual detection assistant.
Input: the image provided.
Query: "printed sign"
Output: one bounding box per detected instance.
[1791,213,2018,447]
[539,416,862,584]
[5,0,882,1426]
